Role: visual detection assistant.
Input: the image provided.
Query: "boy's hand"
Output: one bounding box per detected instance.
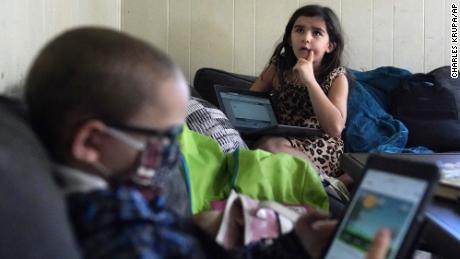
[293,50,316,86]
[294,211,391,259]
[366,229,391,259]
[294,210,337,259]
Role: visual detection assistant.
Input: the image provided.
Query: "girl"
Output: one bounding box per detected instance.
[250,5,348,179]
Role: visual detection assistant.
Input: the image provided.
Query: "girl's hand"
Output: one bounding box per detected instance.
[293,50,316,86]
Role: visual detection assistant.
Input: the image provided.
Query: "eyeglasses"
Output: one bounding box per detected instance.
[104,121,183,171]
[101,121,183,189]
[104,121,183,150]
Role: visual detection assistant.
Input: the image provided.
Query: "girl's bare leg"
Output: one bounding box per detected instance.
[254,136,354,187]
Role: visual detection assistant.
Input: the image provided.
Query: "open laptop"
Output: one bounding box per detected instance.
[214,85,323,137]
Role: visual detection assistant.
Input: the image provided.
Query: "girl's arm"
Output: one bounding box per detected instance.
[250,63,276,92]
[314,73,348,137]
[294,53,348,137]
[305,74,348,137]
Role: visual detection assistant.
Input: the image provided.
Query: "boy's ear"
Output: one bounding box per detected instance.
[327,42,337,53]
[71,120,106,164]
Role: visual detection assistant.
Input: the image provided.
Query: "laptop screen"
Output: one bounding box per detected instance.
[218,91,278,129]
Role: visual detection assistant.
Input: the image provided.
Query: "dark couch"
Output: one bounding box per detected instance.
[192,67,460,153]
[191,67,460,258]
[193,68,257,107]
[0,65,453,257]
[0,97,80,258]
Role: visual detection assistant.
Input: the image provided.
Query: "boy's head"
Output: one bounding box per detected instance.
[25,27,189,181]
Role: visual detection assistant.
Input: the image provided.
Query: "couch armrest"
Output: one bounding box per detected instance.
[193,67,256,107]
[0,96,80,258]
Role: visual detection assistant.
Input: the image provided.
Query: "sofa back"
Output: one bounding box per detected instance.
[193,67,460,152]
[193,68,256,107]
[0,96,80,258]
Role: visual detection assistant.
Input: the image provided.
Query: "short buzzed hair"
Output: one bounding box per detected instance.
[25,27,177,162]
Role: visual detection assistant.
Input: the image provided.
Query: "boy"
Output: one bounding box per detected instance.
[25,27,388,259]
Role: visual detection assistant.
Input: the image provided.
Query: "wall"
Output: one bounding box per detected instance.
[1,0,457,90]
[122,0,459,83]
[0,0,121,92]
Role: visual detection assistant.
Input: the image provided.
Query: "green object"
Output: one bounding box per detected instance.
[179,126,329,214]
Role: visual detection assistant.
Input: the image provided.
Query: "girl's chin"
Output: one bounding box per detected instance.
[296,51,310,59]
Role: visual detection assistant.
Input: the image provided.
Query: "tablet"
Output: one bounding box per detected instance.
[322,155,440,259]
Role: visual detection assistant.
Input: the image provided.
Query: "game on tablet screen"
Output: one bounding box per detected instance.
[324,169,428,259]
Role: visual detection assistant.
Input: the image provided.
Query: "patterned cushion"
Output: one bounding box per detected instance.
[186,97,247,153]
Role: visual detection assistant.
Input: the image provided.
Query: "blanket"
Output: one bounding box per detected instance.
[345,67,432,153]
[179,126,328,214]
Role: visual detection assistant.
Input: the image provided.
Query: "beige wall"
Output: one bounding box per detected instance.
[0,0,121,92]
[1,0,457,91]
[122,0,459,84]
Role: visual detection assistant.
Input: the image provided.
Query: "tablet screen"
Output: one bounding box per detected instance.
[324,169,428,259]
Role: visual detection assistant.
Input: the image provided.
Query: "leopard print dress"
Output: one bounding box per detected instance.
[271,67,346,177]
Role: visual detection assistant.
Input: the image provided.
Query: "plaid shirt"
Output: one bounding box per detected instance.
[67,186,310,259]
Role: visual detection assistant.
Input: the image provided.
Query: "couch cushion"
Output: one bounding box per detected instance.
[0,97,80,258]
[193,68,256,107]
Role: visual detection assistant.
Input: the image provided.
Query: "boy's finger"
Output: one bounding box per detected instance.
[366,229,391,259]
[311,219,337,231]
[299,209,330,224]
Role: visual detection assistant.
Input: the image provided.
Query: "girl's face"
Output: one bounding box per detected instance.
[290,16,335,69]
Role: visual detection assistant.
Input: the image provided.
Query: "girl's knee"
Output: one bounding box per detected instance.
[254,136,292,153]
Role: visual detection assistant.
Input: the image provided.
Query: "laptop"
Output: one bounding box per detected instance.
[214,85,323,137]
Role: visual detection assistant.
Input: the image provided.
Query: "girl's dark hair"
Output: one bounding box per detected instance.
[25,27,177,162]
[271,5,344,84]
